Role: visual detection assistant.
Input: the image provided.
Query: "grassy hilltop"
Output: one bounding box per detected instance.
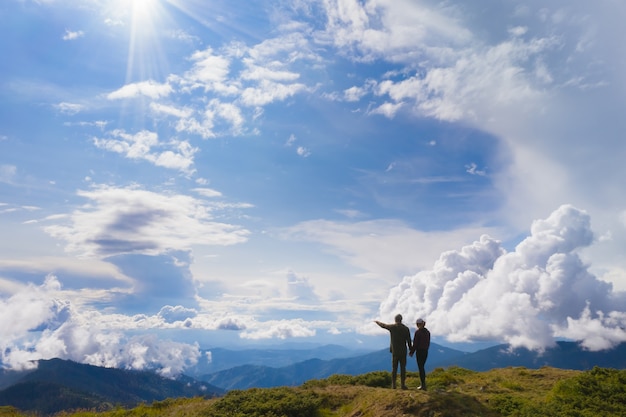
[1,366,625,417]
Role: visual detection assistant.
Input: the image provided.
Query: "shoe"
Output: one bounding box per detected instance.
[401,385,408,390]
[417,386,427,391]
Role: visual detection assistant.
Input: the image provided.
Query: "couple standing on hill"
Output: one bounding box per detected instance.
[375,314,430,391]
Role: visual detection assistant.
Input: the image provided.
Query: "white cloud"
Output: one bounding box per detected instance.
[182,48,233,93]
[54,102,84,114]
[240,319,316,340]
[286,270,319,302]
[158,305,198,323]
[44,185,250,258]
[0,275,199,376]
[368,101,403,118]
[241,65,301,82]
[373,36,557,122]
[240,80,307,107]
[62,29,84,41]
[320,0,471,61]
[93,129,197,173]
[379,205,626,352]
[150,102,194,119]
[466,163,486,176]
[107,80,173,100]
[193,188,223,198]
[284,218,497,290]
[296,146,311,157]
[344,85,367,102]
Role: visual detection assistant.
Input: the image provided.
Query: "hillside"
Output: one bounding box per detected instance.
[439,340,626,371]
[2,366,625,416]
[0,359,223,415]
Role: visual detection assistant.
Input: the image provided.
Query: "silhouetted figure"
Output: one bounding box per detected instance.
[409,318,430,390]
[375,314,412,389]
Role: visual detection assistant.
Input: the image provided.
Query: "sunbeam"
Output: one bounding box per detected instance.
[118,0,169,82]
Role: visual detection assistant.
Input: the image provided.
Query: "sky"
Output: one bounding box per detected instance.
[1,0,626,376]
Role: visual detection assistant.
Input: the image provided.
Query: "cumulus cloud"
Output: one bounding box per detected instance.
[158,305,198,324]
[379,205,626,351]
[0,276,200,376]
[44,185,250,258]
[93,129,198,173]
[215,316,247,331]
[182,48,233,93]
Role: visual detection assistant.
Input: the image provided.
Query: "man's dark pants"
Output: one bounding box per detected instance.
[392,354,407,388]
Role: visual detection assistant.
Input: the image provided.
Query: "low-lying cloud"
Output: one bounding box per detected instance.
[0,276,200,376]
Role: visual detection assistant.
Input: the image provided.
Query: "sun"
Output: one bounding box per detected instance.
[130,0,160,24]
[119,0,168,82]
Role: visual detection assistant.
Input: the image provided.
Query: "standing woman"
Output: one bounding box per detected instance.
[409,318,430,390]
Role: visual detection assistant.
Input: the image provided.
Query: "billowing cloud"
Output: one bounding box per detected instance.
[44,185,250,258]
[215,316,247,331]
[379,205,626,351]
[0,276,200,376]
[158,305,198,324]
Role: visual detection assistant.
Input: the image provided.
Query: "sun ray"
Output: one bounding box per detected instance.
[119,0,169,83]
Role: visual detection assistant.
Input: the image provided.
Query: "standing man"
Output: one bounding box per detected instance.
[409,318,431,390]
[375,314,412,390]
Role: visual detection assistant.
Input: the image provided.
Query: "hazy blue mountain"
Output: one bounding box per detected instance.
[437,341,626,371]
[200,341,626,390]
[188,343,372,376]
[0,358,223,415]
[200,342,466,390]
[0,368,29,390]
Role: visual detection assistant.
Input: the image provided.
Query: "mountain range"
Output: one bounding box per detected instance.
[1,341,625,415]
[0,358,223,415]
[195,341,626,390]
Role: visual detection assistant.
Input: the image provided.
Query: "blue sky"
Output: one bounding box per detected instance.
[1,0,626,375]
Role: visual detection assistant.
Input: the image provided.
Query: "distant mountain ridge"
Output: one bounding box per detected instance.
[189,344,371,375]
[443,340,626,371]
[0,358,223,416]
[198,341,626,390]
[199,342,466,390]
